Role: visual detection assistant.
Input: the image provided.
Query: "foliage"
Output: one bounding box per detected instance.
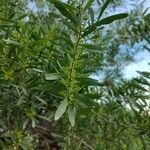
[0,0,150,149]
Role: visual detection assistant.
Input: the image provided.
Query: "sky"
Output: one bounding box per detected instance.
[123,50,150,79]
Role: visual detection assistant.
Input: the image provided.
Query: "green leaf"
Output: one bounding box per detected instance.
[68,106,75,127]
[45,73,61,80]
[31,119,36,128]
[82,25,97,37]
[83,0,94,11]
[85,93,102,99]
[51,0,77,11]
[48,12,61,18]
[137,71,150,79]
[23,119,29,130]
[54,99,68,120]
[78,94,98,107]
[33,68,44,73]
[144,36,150,44]
[144,46,150,52]
[70,34,77,43]
[34,95,47,105]
[82,13,128,37]
[21,86,28,96]
[134,78,150,86]
[79,77,103,86]
[37,115,51,122]
[89,7,95,23]
[50,0,78,26]
[97,0,111,20]
[82,44,101,52]
[2,39,22,46]
[62,19,78,32]
[17,14,28,20]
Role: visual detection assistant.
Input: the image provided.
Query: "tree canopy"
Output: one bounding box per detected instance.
[0,0,150,149]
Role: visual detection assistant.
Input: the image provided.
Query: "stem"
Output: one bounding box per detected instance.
[67,3,83,102]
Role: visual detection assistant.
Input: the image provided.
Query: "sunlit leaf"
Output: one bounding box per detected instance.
[2,39,22,46]
[54,99,68,120]
[68,106,75,127]
[45,73,61,80]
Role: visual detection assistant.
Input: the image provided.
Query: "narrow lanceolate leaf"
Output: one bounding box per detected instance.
[82,44,100,50]
[97,0,112,20]
[83,0,94,11]
[33,68,44,73]
[89,7,94,23]
[134,78,150,86]
[137,71,150,79]
[50,0,77,11]
[62,19,78,32]
[23,119,29,130]
[79,77,103,86]
[82,13,128,37]
[31,119,36,128]
[2,39,22,46]
[34,95,47,105]
[54,99,68,120]
[70,34,77,43]
[45,73,61,80]
[78,94,98,107]
[68,106,75,127]
[50,0,78,26]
